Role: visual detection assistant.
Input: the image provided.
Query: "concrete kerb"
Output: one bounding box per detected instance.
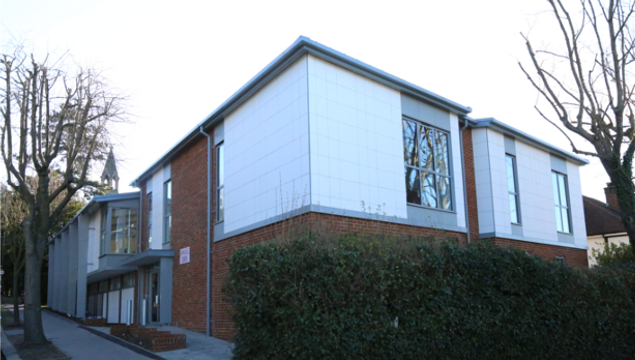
[1,326,22,360]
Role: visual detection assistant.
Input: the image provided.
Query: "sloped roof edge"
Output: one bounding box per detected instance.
[472,117,590,166]
[130,36,472,186]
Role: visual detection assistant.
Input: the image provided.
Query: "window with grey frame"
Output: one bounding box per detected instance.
[402,118,452,210]
[147,192,153,245]
[164,180,172,243]
[216,143,224,222]
[506,154,520,224]
[552,171,571,233]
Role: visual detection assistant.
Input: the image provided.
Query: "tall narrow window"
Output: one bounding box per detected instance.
[216,143,224,222]
[402,118,452,210]
[110,209,138,254]
[147,192,153,245]
[506,155,520,224]
[164,180,172,243]
[552,171,571,233]
[100,209,107,254]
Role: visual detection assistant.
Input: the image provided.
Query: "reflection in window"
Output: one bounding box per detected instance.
[216,144,224,222]
[552,172,571,233]
[506,155,520,224]
[164,180,172,243]
[110,209,138,254]
[147,192,153,244]
[402,118,452,210]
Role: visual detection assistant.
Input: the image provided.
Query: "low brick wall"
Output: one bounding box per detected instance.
[110,325,186,352]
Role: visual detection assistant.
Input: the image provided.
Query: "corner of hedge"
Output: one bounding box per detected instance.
[224,234,635,360]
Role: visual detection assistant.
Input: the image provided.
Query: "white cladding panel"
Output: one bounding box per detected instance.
[224,57,310,232]
[87,209,101,272]
[450,114,466,228]
[472,128,495,234]
[120,288,135,324]
[307,56,406,218]
[150,167,170,248]
[515,141,558,241]
[107,290,120,323]
[566,160,587,247]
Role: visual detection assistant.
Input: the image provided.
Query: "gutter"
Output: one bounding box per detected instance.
[459,117,471,243]
[199,126,212,337]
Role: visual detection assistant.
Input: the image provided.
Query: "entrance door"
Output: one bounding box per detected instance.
[147,270,160,324]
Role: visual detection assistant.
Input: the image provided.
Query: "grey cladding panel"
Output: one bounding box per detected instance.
[214,121,224,146]
[406,205,457,230]
[550,155,567,174]
[504,136,516,155]
[401,95,451,131]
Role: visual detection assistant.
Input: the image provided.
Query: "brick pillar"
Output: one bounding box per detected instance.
[604,183,620,210]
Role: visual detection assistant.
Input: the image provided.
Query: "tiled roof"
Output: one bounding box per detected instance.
[583,196,625,236]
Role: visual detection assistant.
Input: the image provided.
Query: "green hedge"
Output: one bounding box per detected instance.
[225,234,635,360]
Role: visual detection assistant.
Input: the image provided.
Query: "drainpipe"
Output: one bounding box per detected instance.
[199,126,212,337]
[459,117,471,244]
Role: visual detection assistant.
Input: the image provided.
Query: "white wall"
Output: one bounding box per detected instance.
[515,141,558,242]
[120,287,135,324]
[307,56,406,218]
[474,127,587,247]
[450,114,466,228]
[150,166,170,248]
[87,209,101,272]
[224,56,310,233]
[473,128,495,234]
[588,234,628,266]
[107,290,120,323]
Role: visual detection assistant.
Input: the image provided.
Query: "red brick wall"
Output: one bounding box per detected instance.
[140,182,149,252]
[462,127,480,241]
[170,130,212,333]
[211,212,469,340]
[487,237,589,267]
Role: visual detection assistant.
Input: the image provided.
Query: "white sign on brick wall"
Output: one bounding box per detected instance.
[180,247,190,264]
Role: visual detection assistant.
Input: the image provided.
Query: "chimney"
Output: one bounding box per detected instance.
[604,182,620,210]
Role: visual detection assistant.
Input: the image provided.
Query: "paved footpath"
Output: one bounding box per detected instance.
[41,310,152,360]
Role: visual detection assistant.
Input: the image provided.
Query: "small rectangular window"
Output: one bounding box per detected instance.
[506,155,520,224]
[216,143,224,222]
[110,277,121,291]
[123,273,135,288]
[164,180,172,243]
[552,171,571,233]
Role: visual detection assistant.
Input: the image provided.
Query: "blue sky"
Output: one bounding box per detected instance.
[0,0,610,201]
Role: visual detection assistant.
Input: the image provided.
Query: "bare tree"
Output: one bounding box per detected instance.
[0,44,125,344]
[520,0,635,252]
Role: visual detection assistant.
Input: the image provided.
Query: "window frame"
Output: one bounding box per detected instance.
[147,192,153,245]
[216,143,225,222]
[108,207,139,254]
[402,116,454,212]
[505,154,521,225]
[163,180,172,244]
[552,171,572,234]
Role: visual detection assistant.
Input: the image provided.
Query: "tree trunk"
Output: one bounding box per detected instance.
[606,163,635,250]
[22,224,47,344]
[12,269,21,325]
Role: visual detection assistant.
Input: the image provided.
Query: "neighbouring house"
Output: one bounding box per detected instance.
[584,184,629,266]
[47,37,590,340]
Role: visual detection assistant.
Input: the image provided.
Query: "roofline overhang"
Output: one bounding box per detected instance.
[471,117,590,166]
[130,36,472,187]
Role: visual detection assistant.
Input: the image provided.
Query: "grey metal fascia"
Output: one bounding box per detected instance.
[472,118,590,166]
[130,36,472,186]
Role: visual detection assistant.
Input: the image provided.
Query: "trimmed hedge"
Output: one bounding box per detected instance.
[225,234,635,360]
